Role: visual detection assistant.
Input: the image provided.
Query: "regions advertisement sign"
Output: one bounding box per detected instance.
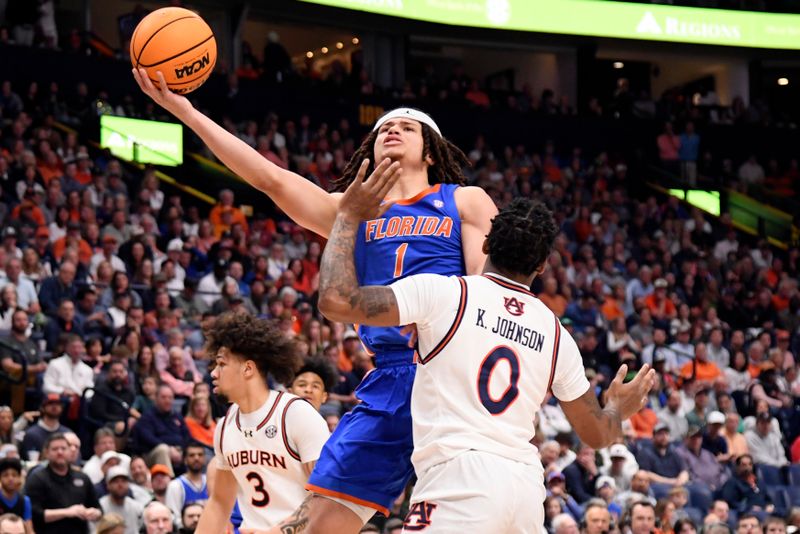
[100,115,183,166]
[300,0,800,49]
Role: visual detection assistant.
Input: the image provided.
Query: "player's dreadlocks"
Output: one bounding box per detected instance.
[487,198,558,277]
[204,311,302,384]
[331,123,470,192]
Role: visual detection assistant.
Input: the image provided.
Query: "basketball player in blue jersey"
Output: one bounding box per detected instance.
[134,70,497,533]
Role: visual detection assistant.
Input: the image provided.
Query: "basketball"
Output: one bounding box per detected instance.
[130,7,216,95]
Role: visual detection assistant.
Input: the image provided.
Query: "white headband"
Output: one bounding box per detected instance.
[372,107,442,136]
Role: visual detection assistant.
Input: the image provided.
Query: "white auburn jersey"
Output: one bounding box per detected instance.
[390,272,590,475]
[214,390,329,530]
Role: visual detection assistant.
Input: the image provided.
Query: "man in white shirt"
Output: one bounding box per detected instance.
[197,259,234,307]
[744,413,788,467]
[669,326,695,370]
[90,234,126,278]
[42,335,94,397]
[83,428,133,485]
[706,327,730,369]
[656,390,689,440]
[100,465,145,534]
[0,258,39,313]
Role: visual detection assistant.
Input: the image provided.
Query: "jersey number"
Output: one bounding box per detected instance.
[245,471,270,507]
[477,346,520,415]
[394,242,409,277]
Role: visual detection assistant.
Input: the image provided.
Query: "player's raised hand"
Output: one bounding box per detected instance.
[132,67,193,119]
[604,363,656,421]
[339,157,402,221]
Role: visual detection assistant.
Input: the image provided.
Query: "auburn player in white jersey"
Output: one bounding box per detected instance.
[196,312,329,534]
[316,170,656,533]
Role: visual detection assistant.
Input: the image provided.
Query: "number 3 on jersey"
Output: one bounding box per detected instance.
[477,346,520,415]
[246,471,270,507]
[394,242,409,278]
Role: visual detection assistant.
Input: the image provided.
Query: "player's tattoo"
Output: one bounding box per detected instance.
[576,389,621,442]
[320,214,398,319]
[279,493,312,534]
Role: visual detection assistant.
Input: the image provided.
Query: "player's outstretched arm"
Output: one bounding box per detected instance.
[132,68,339,237]
[560,364,656,449]
[318,158,403,326]
[196,461,238,534]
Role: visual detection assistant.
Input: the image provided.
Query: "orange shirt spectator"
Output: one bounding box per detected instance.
[680,360,722,383]
[210,205,249,236]
[601,296,625,322]
[644,293,677,319]
[12,201,46,227]
[52,222,93,264]
[630,407,658,439]
[539,293,568,317]
[465,81,490,108]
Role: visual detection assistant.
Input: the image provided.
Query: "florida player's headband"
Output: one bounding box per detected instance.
[372,107,442,137]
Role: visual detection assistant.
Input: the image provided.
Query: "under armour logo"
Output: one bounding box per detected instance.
[243,429,254,438]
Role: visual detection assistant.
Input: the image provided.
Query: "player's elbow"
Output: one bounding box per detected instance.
[318,293,354,323]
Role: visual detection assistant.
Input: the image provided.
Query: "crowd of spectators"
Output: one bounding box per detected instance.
[0,17,799,534]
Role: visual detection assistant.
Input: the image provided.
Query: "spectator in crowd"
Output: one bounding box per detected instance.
[96,513,126,534]
[165,442,206,528]
[90,360,137,435]
[744,412,788,467]
[679,121,700,186]
[0,514,25,534]
[130,385,189,475]
[37,260,77,317]
[287,357,337,412]
[25,433,102,534]
[702,410,730,462]
[82,428,132,486]
[142,501,173,534]
[627,500,657,534]
[550,513,579,534]
[545,472,583,523]
[657,122,680,172]
[636,423,689,486]
[563,444,599,504]
[581,499,612,534]
[656,389,688,440]
[42,334,93,408]
[20,393,68,461]
[149,464,172,505]
[615,471,656,511]
[719,454,773,516]
[1,309,47,410]
[99,465,144,534]
[0,458,32,531]
[0,258,39,314]
[42,297,85,353]
[180,502,203,534]
[675,425,729,491]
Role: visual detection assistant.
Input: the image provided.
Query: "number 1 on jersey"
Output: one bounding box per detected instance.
[394,242,409,278]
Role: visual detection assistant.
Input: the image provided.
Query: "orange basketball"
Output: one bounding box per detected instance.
[130,7,216,95]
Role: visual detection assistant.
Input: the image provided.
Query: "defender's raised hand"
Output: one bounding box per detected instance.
[338,158,402,221]
[132,67,193,119]
[605,364,657,421]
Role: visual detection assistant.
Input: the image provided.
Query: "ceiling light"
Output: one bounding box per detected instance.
[336,42,344,49]
[306,51,314,58]
[321,47,329,54]
[613,61,624,69]
[778,77,789,86]
[352,37,360,45]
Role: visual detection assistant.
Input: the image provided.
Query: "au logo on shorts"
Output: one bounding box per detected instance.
[404,501,437,531]
[265,425,278,438]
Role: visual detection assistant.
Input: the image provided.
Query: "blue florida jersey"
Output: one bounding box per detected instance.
[355,183,464,357]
